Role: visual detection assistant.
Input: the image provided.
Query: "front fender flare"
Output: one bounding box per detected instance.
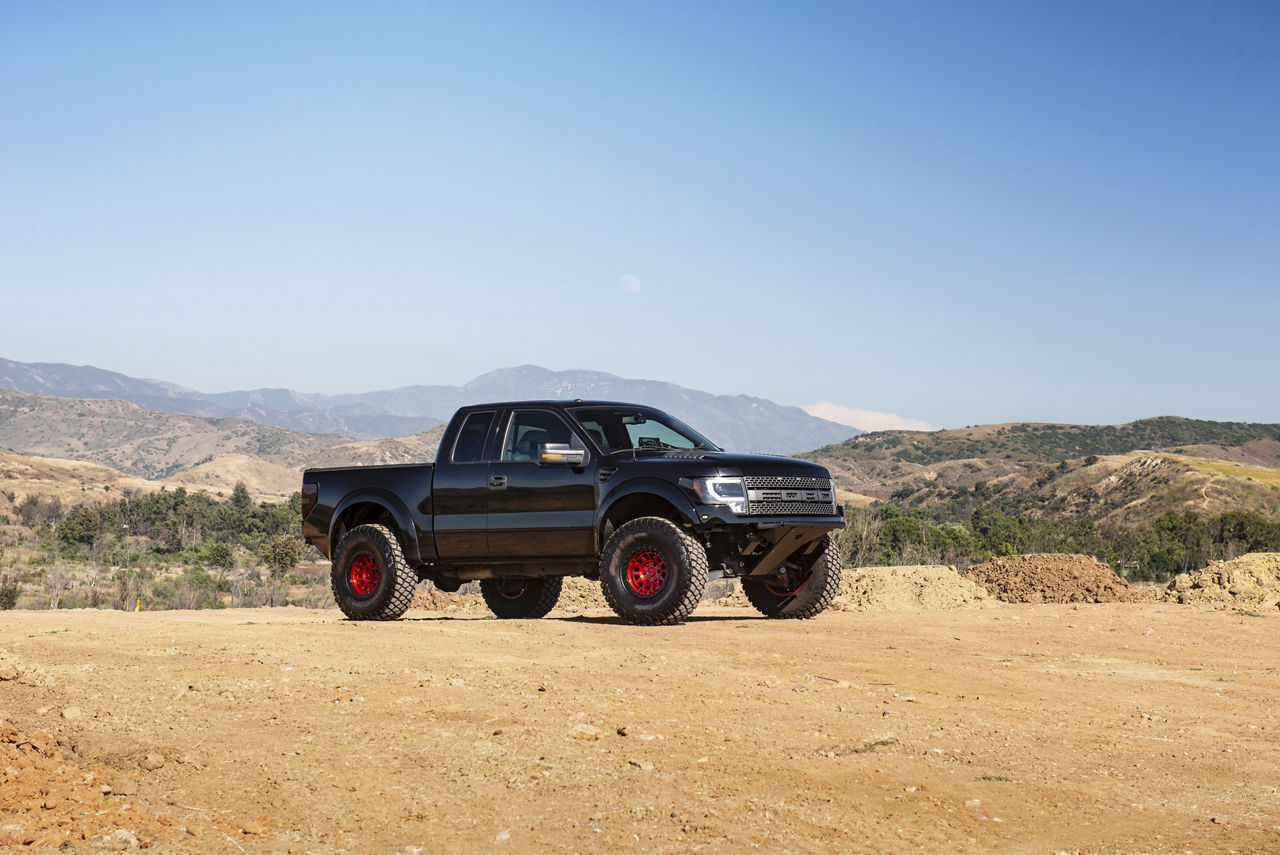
[597,478,701,533]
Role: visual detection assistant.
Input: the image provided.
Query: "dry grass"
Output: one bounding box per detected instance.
[0,450,294,512]
[1167,454,1280,483]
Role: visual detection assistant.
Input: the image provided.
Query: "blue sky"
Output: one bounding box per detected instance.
[2,1,1276,431]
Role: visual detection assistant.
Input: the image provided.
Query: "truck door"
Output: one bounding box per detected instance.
[430,409,497,559]
[486,408,597,559]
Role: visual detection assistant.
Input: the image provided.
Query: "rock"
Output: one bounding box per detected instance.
[239,816,268,835]
[140,753,165,771]
[570,723,603,741]
[61,707,83,721]
[89,829,137,850]
[628,759,655,771]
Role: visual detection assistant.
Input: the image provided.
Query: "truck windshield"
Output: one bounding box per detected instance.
[568,406,721,453]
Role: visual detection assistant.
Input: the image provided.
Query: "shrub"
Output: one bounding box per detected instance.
[0,576,18,610]
[259,536,305,578]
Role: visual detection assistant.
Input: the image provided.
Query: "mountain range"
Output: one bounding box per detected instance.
[7,356,1275,530]
[0,358,856,453]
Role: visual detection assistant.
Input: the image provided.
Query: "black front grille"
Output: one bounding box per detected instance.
[743,476,836,516]
[748,501,838,516]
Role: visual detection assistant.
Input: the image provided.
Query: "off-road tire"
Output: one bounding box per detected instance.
[741,535,842,619]
[480,576,563,619]
[330,524,417,621]
[600,516,708,626]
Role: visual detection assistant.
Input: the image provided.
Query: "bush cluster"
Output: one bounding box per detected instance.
[4,483,326,610]
[839,504,1280,581]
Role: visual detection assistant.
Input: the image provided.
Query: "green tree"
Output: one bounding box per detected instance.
[230,482,253,511]
[58,505,103,546]
[205,542,235,571]
[259,536,304,579]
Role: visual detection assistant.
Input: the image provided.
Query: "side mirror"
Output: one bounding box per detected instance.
[538,443,587,466]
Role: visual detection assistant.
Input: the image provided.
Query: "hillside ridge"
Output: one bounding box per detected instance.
[803,417,1280,526]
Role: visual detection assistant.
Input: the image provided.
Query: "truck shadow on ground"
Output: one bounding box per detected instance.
[557,614,761,625]
[392,614,760,624]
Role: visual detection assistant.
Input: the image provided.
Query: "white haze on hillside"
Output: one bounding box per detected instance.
[804,402,935,434]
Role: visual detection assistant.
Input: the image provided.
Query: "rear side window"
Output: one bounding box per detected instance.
[452,411,495,463]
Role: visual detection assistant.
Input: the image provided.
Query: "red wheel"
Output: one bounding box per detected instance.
[330,525,416,621]
[625,547,667,597]
[599,517,707,625]
[349,553,379,597]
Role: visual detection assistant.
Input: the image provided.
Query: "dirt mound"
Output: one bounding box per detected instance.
[716,584,754,608]
[1165,553,1280,610]
[409,577,612,615]
[965,553,1134,603]
[410,587,485,613]
[831,565,998,611]
[556,576,610,613]
[716,565,997,612]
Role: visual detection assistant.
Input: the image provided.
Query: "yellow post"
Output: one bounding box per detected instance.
[135,598,141,612]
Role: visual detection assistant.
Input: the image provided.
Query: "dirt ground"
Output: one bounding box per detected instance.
[2,597,1279,853]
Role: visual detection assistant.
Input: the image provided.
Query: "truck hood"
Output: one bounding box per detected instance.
[605,449,832,479]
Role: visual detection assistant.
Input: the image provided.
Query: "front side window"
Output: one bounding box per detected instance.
[500,410,583,462]
[568,407,720,453]
[451,411,495,463]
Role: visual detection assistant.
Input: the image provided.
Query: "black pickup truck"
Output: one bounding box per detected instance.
[302,401,845,625]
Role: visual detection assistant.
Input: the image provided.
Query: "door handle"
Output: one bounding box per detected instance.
[489,475,507,489]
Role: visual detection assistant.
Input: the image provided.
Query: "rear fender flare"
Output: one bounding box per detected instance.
[331,488,423,564]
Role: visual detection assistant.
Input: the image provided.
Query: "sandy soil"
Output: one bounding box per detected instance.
[2,600,1279,853]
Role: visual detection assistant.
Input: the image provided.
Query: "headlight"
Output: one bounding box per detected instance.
[691,476,747,515]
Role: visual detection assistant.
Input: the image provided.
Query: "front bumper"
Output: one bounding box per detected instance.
[692,505,845,578]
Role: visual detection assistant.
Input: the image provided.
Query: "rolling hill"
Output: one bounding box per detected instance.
[803,417,1280,524]
[0,450,300,518]
[0,389,347,479]
[299,427,446,470]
